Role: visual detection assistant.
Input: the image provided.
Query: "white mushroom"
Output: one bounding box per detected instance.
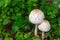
[38,20,51,40]
[29,9,44,36]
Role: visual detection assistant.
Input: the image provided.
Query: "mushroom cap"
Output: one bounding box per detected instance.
[29,9,44,24]
[38,20,51,32]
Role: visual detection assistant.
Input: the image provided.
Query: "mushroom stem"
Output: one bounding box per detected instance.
[34,24,38,36]
[42,31,44,40]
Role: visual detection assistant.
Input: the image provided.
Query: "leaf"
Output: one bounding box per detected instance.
[12,15,24,28]
[10,37,13,40]
[0,0,4,7]
[31,0,38,2]
[4,0,9,7]
[0,0,10,7]
[2,18,10,25]
[12,0,19,6]
[12,26,19,34]
[24,32,31,39]
[4,37,9,40]
[58,18,60,26]
[31,37,41,40]
[4,37,13,40]
[16,32,24,40]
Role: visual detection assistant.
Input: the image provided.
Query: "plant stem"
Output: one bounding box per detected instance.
[42,31,44,40]
[34,24,38,36]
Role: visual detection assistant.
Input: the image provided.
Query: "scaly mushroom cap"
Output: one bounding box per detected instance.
[29,9,44,24]
[38,20,51,32]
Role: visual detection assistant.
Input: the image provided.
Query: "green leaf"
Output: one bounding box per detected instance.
[31,37,41,40]
[12,26,19,34]
[16,32,24,40]
[4,0,9,7]
[12,15,24,28]
[0,0,10,7]
[2,18,10,25]
[0,0,4,7]
[24,32,31,39]
[10,37,13,40]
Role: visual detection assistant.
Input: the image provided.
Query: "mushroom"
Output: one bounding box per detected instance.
[38,20,51,40]
[29,9,44,36]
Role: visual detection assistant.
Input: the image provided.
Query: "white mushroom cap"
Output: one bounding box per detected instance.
[29,9,44,24]
[38,20,51,32]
